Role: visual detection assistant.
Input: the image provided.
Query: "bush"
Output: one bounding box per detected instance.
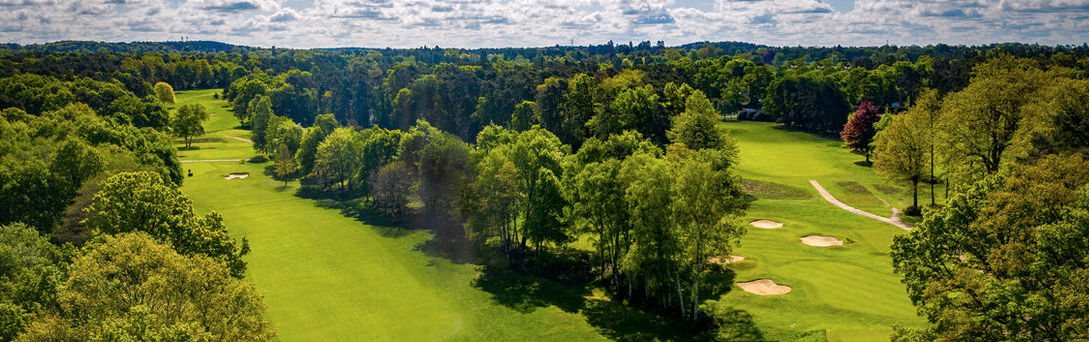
[737,111,751,121]
[753,112,772,122]
[904,205,921,216]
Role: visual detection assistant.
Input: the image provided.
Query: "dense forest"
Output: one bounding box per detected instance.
[2,40,1089,341]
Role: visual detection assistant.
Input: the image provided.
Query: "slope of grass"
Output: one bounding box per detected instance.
[175,91,927,342]
[176,89,610,342]
[717,121,928,341]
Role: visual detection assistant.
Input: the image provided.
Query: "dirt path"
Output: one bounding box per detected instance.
[218,134,253,143]
[809,180,912,231]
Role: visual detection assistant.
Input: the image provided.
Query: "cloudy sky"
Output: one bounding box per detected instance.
[1,0,1087,48]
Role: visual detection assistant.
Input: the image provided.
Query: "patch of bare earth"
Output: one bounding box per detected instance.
[224,173,249,180]
[737,279,791,295]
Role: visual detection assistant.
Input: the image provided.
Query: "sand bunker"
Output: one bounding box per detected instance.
[800,235,844,247]
[737,279,791,295]
[709,255,744,265]
[224,173,249,180]
[750,220,783,229]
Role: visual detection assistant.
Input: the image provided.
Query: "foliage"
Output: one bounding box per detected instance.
[17,233,273,342]
[891,155,1089,341]
[273,144,297,186]
[841,101,882,162]
[0,223,68,342]
[873,106,929,209]
[171,103,209,149]
[153,82,175,104]
[311,127,362,192]
[82,172,249,277]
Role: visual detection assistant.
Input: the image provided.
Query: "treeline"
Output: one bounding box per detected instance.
[266,86,747,324]
[0,73,269,339]
[4,40,1089,143]
[857,56,1089,340]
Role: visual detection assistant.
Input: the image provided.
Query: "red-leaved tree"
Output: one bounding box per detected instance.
[841,101,882,163]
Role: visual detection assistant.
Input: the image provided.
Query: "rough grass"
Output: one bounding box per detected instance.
[743,179,812,200]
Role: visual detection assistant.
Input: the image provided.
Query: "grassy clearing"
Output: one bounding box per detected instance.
[716,121,928,341]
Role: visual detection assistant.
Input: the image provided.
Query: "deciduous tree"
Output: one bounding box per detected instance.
[171,103,209,149]
[841,101,881,163]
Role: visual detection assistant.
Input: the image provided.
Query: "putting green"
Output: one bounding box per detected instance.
[716,121,928,341]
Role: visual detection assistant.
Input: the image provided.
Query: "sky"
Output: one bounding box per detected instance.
[1,0,1088,49]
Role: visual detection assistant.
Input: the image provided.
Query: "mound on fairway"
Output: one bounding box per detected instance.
[224,173,249,179]
[737,279,791,295]
[800,235,844,247]
[750,220,784,229]
[709,255,744,265]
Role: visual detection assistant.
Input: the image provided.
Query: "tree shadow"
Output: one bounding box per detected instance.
[581,299,714,342]
[854,160,873,167]
[471,257,593,314]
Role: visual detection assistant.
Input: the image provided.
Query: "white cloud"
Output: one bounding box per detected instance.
[0,0,1085,48]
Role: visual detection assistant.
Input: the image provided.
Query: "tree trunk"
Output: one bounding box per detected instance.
[691,276,700,323]
[676,277,686,318]
[912,178,919,209]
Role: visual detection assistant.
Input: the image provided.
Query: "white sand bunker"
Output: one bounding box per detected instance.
[709,255,744,265]
[224,173,249,180]
[800,235,844,247]
[750,220,783,229]
[737,279,791,295]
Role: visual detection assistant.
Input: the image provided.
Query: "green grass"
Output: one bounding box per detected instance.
[174,91,928,342]
[716,121,929,341]
[176,90,610,342]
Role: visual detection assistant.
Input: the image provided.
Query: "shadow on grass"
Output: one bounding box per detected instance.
[471,248,596,313]
[853,160,873,167]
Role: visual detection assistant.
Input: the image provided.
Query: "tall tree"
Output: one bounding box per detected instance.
[891,155,1089,341]
[671,149,746,322]
[153,82,175,104]
[311,127,362,192]
[171,103,209,149]
[873,110,928,211]
[274,143,296,187]
[82,172,249,277]
[18,233,274,342]
[841,101,882,163]
[249,95,273,153]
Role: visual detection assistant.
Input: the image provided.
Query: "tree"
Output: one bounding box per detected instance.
[841,101,882,163]
[249,95,273,153]
[370,161,415,219]
[82,172,249,277]
[873,110,928,211]
[18,233,274,342]
[153,82,175,104]
[510,101,536,131]
[667,90,739,169]
[171,103,209,149]
[938,56,1045,187]
[671,150,746,322]
[0,223,67,341]
[274,143,296,187]
[589,85,657,138]
[311,127,362,192]
[891,155,1089,341]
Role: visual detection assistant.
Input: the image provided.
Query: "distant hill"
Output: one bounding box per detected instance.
[0,41,248,54]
